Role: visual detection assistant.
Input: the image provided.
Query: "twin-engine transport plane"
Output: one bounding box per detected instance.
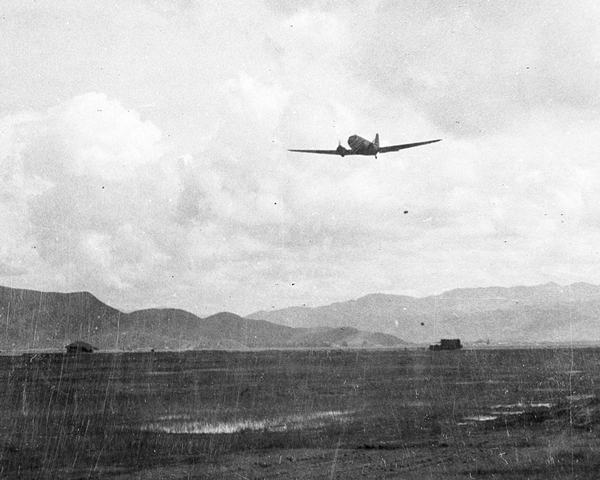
[289,134,441,159]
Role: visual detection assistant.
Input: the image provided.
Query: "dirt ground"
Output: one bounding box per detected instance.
[104,423,600,479]
[2,348,600,479]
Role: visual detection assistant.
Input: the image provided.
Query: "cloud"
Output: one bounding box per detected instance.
[0,93,176,295]
[0,262,27,277]
[2,1,600,315]
[337,1,600,136]
[22,92,162,182]
[6,87,599,314]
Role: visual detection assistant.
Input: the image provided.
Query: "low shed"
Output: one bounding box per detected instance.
[429,339,463,351]
[65,341,98,353]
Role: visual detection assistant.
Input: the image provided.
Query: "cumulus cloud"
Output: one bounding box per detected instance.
[0,93,177,298]
[2,1,600,315]
[20,93,162,182]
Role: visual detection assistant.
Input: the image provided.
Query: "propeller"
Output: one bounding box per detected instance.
[336,142,347,157]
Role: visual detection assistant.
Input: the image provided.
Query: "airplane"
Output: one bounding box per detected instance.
[288,134,441,159]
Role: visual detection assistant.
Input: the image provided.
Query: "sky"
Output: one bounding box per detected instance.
[2,0,600,316]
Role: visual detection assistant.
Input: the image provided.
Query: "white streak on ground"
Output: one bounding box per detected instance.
[142,410,353,435]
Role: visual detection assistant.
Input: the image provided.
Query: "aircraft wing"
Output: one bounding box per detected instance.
[288,149,349,155]
[378,139,441,154]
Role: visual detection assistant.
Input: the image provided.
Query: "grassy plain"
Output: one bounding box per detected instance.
[1,347,600,478]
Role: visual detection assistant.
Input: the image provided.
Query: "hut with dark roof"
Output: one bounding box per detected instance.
[65,341,98,353]
[429,339,463,351]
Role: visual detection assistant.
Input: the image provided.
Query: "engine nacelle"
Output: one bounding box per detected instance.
[336,144,347,157]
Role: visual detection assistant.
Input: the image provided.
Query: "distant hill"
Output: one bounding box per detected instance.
[0,286,407,351]
[247,283,600,344]
[0,286,122,350]
[6,282,597,350]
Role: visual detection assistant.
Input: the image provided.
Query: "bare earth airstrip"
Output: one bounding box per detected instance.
[1,348,600,479]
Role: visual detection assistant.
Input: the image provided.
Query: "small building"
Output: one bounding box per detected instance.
[65,341,98,354]
[429,339,463,351]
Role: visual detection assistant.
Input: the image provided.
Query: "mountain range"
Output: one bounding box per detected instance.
[0,285,406,351]
[248,282,600,344]
[2,282,599,352]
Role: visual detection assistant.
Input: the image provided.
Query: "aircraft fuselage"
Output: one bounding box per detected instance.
[346,135,379,156]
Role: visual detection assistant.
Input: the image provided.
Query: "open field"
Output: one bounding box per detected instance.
[1,348,600,479]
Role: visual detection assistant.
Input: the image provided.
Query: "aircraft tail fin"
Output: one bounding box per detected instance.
[373,133,380,149]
